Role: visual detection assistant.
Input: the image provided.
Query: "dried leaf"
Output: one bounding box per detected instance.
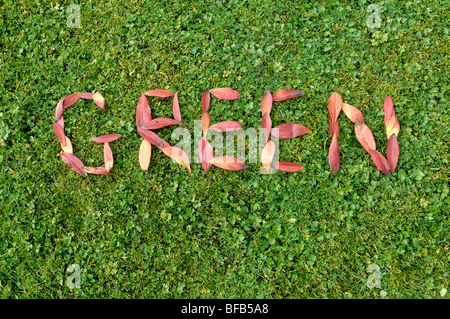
[60,152,87,177]
[161,145,191,173]
[328,134,340,175]
[261,89,272,115]
[355,119,376,154]
[272,89,304,102]
[144,89,175,98]
[62,93,80,109]
[136,94,152,129]
[137,128,165,148]
[91,134,121,143]
[209,87,241,100]
[386,134,399,172]
[82,166,111,175]
[93,92,106,110]
[53,122,66,146]
[275,162,304,172]
[61,136,73,154]
[104,142,113,172]
[371,150,392,178]
[342,103,364,123]
[208,156,248,171]
[328,92,342,124]
[202,113,210,136]
[144,118,187,130]
[172,92,181,122]
[201,90,211,113]
[384,95,400,139]
[271,123,311,139]
[261,112,272,143]
[199,137,213,172]
[261,140,276,173]
[57,116,64,130]
[55,98,64,121]
[139,138,152,171]
[78,92,94,99]
[208,121,243,132]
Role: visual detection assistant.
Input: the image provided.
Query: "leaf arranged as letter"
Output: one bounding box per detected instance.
[209,87,241,100]
[209,156,248,171]
[271,123,311,139]
[272,89,304,102]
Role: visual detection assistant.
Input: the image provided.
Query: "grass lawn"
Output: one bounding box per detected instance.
[0,0,448,298]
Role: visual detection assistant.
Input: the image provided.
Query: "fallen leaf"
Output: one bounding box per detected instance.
[272,89,305,102]
[330,120,339,139]
[328,92,342,124]
[104,142,113,172]
[275,162,304,172]
[53,122,66,146]
[261,89,272,115]
[261,112,272,143]
[62,92,80,109]
[55,98,64,121]
[144,89,175,98]
[93,92,106,110]
[208,121,243,132]
[209,87,241,100]
[342,103,364,123]
[136,94,152,129]
[355,119,376,154]
[208,156,248,171]
[91,134,121,143]
[271,123,311,139]
[201,90,211,113]
[78,92,94,99]
[60,152,86,176]
[172,92,181,122]
[144,118,187,130]
[82,166,111,175]
[199,136,213,172]
[202,113,210,136]
[161,145,191,173]
[384,95,400,139]
[261,140,276,173]
[139,138,152,171]
[386,134,399,172]
[371,150,392,178]
[61,136,73,154]
[57,116,64,130]
[137,128,165,148]
[328,133,340,175]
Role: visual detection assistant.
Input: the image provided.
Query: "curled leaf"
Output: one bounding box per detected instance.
[104,142,114,172]
[371,150,392,178]
[355,119,376,154]
[161,145,191,173]
[208,121,243,132]
[342,103,364,123]
[384,95,400,139]
[201,90,211,113]
[261,89,272,115]
[272,89,304,102]
[275,162,304,172]
[91,134,121,143]
[136,94,152,129]
[199,136,214,172]
[93,92,106,110]
[271,123,311,139]
[60,152,86,177]
[78,92,94,99]
[261,140,276,173]
[386,134,399,172]
[139,138,152,171]
[172,92,181,122]
[144,89,175,98]
[82,166,111,175]
[209,87,241,100]
[208,156,248,171]
[261,112,272,143]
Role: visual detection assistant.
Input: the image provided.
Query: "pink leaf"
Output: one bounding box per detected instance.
[275,162,304,172]
[386,134,399,172]
[136,94,152,129]
[60,152,87,177]
[161,145,191,173]
[198,137,214,172]
[82,167,111,175]
[91,134,121,143]
[261,112,272,143]
[93,92,106,110]
[53,122,66,146]
[272,89,304,102]
[328,133,340,175]
[142,118,187,130]
[172,92,181,122]
[208,156,248,171]
[261,140,276,173]
[271,123,311,139]
[371,150,392,178]
[144,89,175,98]
[208,121,243,132]
[62,93,80,109]
[104,142,113,172]
[78,92,94,99]
[201,90,211,113]
[209,87,241,100]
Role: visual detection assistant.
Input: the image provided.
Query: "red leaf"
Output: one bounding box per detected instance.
[55,98,64,121]
[208,121,243,132]
[136,94,152,129]
[161,145,191,173]
[139,138,152,171]
[342,103,364,123]
[144,89,175,98]
[104,142,114,172]
[384,95,400,139]
[330,120,339,139]
[209,156,248,171]
[137,128,165,148]
[82,167,111,175]
[261,89,272,115]
[91,134,121,143]
[93,92,106,110]
[209,87,241,100]
[371,150,392,178]
[60,152,87,177]
[355,119,376,154]
[328,134,340,175]
[384,95,394,120]
[272,123,311,139]
[198,137,214,172]
[272,89,304,102]
[261,140,276,173]
[386,134,399,172]
[201,90,211,113]
[57,116,64,130]
[261,112,272,143]
[62,93,80,109]
[144,118,187,130]
[202,113,210,136]
[78,92,94,99]
[53,122,66,146]
[328,92,342,124]
[275,162,304,172]
[172,92,181,122]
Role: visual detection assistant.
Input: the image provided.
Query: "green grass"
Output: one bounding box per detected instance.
[0,0,449,299]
